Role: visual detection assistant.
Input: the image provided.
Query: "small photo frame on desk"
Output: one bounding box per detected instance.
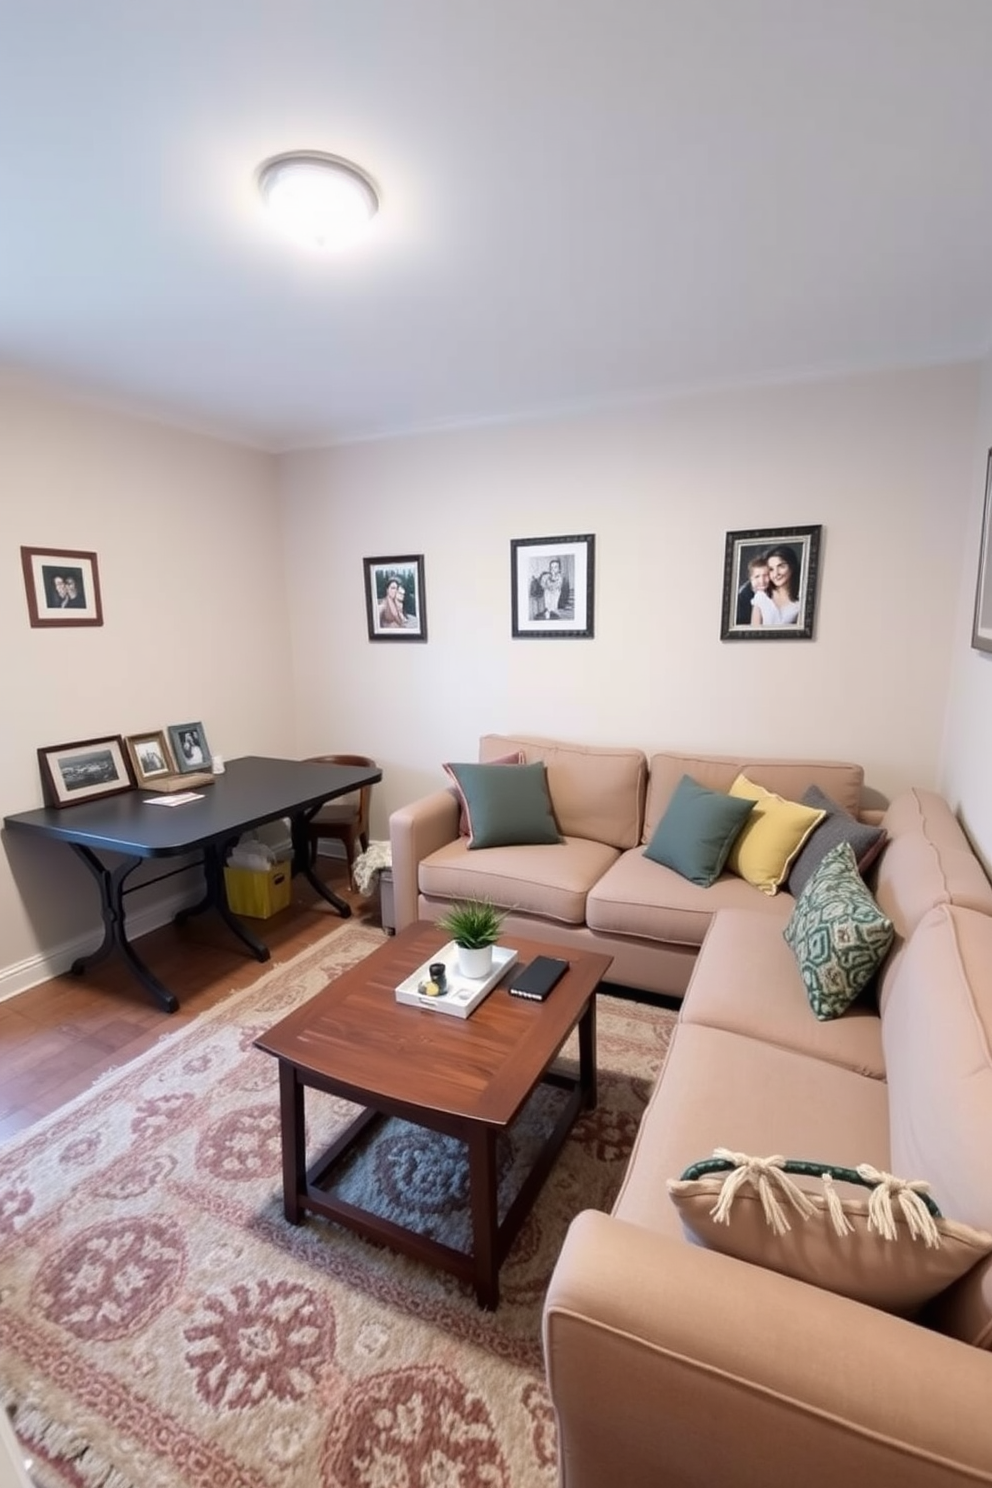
[39,736,135,808]
[167,721,212,774]
[125,729,174,786]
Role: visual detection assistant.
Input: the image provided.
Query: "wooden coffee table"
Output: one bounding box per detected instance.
[254,921,612,1307]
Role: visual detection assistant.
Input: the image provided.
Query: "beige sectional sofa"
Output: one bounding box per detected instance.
[389,733,870,998]
[544,786,992,1487]
[391,736,992,1483]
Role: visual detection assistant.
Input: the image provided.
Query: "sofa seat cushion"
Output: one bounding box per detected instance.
[613,1022,890,1240]
[644,752,864,842]
[417,835,620,925]
[479,733,646,849]
[883,904,992,1347]
[682,909,885,1078]
[587,849,792,949]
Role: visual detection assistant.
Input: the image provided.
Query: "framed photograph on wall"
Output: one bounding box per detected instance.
[720,525,822,641]
[364,555,427,641]
[971,449,992,654]
[38,735,134,808]
[20,546,104,627]
[167,721,211,773]
[511,533,595,638]
[125,729,174,785]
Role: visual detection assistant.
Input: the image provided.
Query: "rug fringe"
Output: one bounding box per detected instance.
[5,1393,137,1488]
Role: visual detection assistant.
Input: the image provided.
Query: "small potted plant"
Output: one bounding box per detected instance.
[437,898,508,978]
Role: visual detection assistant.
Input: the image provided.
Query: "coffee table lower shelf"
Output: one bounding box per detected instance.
[278,1061,591,1309]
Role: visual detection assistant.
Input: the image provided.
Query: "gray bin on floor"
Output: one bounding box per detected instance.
[379,867,396,934]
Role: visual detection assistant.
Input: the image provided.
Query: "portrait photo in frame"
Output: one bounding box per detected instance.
[720,525,822,641]
[20,546,104,627]
[38,736,134,808]
[167,721,211,773]
[125,729,174,786]
[971,449,992,654]
[364,555,427,641]
[511,533,595,638]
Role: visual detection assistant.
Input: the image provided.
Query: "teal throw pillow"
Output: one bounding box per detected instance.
[644,775,756,887]
[443,761,562,849]
[784,840,894,1020]
[786,784,888,900]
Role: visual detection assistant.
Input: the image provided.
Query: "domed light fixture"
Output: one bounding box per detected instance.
[257,151,379,250]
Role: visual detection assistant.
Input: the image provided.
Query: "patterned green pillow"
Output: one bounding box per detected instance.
[783,840,894,1020]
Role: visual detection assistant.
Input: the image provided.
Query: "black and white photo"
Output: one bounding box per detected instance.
[511,534,595,639]
[126,730,174,785]
[972,450,992,654]
[38,736,134,807]
[167,721,212,773]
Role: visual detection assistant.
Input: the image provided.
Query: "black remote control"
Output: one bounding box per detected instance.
[509,956,569,1001]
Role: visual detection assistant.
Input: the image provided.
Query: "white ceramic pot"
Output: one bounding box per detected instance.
[457,944,494,979]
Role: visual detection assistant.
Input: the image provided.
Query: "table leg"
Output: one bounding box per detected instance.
[68,846,179,1013]
[291,810,352,917]
[578,996,598,1110]
[467,1125,500,1309]
[279,1063,306,1225]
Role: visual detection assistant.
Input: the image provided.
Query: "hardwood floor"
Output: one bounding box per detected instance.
[0,863,376,1143]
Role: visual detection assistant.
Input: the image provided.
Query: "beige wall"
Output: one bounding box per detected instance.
[1,381,291,994]
[283,363,980,838]
[940,348,992,870]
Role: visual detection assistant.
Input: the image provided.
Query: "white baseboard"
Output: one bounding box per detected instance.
[0,883,204,1004]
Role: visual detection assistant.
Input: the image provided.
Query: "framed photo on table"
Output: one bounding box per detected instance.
[364,555,428,641]
[125,729,174,786]
[720,525,822,641]
[511,533,595,638]
[167,721,211,773]
[20,546,104,627]
[38,736,134,808]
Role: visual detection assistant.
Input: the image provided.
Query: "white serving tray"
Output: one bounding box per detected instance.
[394,940,518,1018]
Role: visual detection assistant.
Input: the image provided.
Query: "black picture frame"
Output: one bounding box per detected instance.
[720,525,822,641]
[38,735,134,808]
[971,449,992,654]
[364,555,428,642]
[510,533,595,639]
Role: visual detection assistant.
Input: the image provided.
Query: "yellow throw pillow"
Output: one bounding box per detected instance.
[727,774,825,895]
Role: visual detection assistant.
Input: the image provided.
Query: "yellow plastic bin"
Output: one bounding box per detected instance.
[224,860,292,919]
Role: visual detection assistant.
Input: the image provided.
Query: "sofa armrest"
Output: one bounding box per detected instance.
[544,1210,992,1488]
[388,789,460,931]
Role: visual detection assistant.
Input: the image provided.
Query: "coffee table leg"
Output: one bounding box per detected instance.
[279,1063,306,1224]
[467,1126,500,1309]
[579,997,598,1110]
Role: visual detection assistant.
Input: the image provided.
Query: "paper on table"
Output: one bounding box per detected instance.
[144,792,205,807]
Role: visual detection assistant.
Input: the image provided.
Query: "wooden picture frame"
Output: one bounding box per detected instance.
[167,721,212,773]
[510,533,596,639]
[971,449,992,654]
[20,546,104,627]
[125,729,175,786]
[364,555,428,641]
[720,525,822,641]
[38,735,134,808]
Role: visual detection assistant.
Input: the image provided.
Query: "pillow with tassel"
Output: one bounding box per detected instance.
[668,1149,992,1314]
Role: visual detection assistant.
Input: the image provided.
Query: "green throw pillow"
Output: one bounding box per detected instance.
[443,761,563,849]
[644,775,756,887]
[786,784,888,900]
[784,840,894,1019]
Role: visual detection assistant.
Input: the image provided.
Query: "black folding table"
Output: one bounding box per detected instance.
[3,755,382,1013]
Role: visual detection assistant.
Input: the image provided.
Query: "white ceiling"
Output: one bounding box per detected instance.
[2,0,992,451]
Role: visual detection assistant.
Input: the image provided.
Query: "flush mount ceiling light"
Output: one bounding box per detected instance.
[257,151,379,250]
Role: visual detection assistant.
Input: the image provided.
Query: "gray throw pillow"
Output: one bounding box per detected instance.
[644,774,756,887]
[786,784,887,900]
[442,761,562,849]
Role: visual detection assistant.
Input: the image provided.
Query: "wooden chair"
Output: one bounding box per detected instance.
[304,754,377,878]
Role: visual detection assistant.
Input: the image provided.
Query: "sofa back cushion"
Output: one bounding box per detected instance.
[873,789,992,948]
[882,904,992,1347]
[479,734,646,850]
[644,752,864,843]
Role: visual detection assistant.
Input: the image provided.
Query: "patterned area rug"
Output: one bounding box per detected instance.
[0,923,676,1488]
